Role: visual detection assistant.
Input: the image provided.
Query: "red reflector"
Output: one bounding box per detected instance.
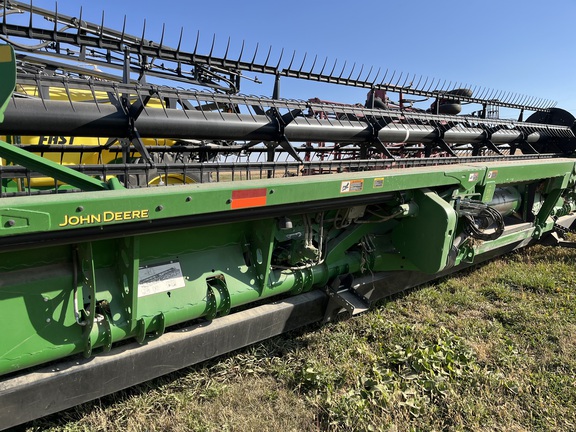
[230,188,267,209]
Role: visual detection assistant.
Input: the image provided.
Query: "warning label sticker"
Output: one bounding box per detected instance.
[340,179,364,193]
[373,177,384,188]
[138,261,186,297]
[487,170,498,179]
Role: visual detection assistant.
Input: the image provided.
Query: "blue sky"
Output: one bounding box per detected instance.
[12,0,576,115]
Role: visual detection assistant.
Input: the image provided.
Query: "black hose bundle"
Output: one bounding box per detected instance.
[458,200,505,241]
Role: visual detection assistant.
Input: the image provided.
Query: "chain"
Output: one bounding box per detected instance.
[553,221,574,238]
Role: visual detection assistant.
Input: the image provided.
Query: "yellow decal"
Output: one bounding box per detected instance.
[373,177,384,188]
[59,209,150,227]
[340,179,364,193]
[0,45,12,62]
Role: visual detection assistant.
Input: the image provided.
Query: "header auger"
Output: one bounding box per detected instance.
[0,0,574,178]
[1,2,576,430]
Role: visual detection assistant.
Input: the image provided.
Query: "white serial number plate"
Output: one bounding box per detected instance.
[138,262,186,297]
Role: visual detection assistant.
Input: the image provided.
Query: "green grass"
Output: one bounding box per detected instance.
[23,245,576,431]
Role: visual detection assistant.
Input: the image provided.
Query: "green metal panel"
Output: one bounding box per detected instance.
[391,189,457,273]
[0,159,572,239]
[1,157,576,376]
[471,159,575,185]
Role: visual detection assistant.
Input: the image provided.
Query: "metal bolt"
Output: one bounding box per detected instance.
[186,196,192,202]
[46,318,51,323]
[76,206,84,212]
[156,205,164,212]
[6,220,15,227]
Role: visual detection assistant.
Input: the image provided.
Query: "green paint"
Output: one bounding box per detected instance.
[2,157,576,375]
